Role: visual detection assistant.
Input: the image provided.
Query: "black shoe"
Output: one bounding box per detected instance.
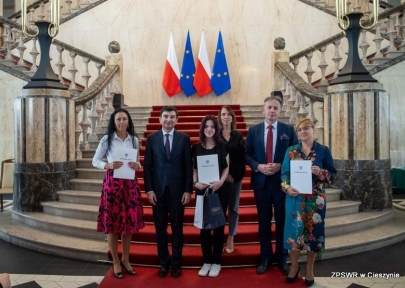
[158,266,169,277]
[286,266,300,283]
[171,267,181,277]
[304,276,314,287]
[278,262,290,275]
[120,260,136,275]
[112,263,123,279]
[256,260,270,274]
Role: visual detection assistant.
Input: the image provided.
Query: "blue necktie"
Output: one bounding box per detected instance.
[165,134,171,159]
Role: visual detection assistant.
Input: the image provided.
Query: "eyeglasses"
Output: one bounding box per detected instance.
[296,126,313,132]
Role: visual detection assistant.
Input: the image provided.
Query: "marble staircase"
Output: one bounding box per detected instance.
[1,105,405,265]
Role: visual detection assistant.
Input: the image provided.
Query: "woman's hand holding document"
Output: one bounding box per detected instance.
[113,148,138,179]
[290,160,312,194]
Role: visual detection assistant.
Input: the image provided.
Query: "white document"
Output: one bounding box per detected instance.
[197,154,219,185]
[113,148,138,180]
[290,160,312,194]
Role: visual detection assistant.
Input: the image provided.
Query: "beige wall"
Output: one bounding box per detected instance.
[55,0,341,106]
[0,70,25,164]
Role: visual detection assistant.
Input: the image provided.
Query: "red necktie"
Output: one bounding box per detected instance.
[266,125,273,163]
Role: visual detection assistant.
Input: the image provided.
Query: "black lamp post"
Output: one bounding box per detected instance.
[21,0,68,90]
[329,0,380,85]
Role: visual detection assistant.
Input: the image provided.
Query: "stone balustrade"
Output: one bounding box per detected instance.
[7,0,106,24]
[291,2,405,89]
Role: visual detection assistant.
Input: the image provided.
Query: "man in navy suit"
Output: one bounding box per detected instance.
[144,106,193,278]
[245,92,298,275]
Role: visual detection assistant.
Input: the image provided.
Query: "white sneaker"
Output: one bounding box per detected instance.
[198,263,212,276]
[208,264,221,277]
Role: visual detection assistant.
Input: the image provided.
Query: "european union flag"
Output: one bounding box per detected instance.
[180,31,196,97]
[211,31,231,96]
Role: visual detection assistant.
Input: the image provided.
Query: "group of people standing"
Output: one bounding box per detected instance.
[92,91,336,286]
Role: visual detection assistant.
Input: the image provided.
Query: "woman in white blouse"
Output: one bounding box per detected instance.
[92,108,144,279]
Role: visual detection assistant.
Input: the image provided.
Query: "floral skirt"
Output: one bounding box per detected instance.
[284,192,326,253]
[97,169,145,234]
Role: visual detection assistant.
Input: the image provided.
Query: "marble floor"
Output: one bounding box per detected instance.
[1,193,405,288]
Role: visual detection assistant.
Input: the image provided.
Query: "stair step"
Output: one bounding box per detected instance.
[11,210,104,240]
[325,200,361,217]
[0,211,108,262]
[146,115,245,123]
[42,201,99,221]
[75,167,254,180]
[58,189,258,207]
[150,110,242,117]
[325,210,393,237]
[143,129,249,137]
[42,196,358,224]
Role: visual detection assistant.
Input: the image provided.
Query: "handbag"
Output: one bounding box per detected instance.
[202,188,226,230]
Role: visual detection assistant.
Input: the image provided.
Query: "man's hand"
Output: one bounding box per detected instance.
[268,163,281,175]
[147,191,157,205]
[181,192,191,205]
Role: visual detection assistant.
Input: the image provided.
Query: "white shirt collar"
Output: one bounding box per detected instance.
[113,132,132,141]
[162,129,174,136]
[265,121,278,129]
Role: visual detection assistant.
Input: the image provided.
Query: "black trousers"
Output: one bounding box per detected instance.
[198,183,230,265]
[254,176,287,264]
[152,186,184,268]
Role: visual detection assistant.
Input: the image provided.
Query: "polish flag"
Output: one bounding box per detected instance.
[162,32,182,97]
[193,31,212,97]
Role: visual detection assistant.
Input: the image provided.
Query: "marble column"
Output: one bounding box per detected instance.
[325,83,391,211]
[14,88,76,212]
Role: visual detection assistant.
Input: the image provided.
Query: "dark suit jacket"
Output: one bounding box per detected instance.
[245,121,298,190]
[144,129,193,198]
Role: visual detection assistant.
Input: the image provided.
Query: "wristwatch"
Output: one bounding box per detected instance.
[193,180,198,187]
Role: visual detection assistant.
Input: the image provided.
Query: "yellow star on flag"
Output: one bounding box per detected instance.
[186,50,189,54]
[217,49,221,53]
[186,75,190,79]
[180,74,184,77]
[224,72,228,76]
[217,73,221,77]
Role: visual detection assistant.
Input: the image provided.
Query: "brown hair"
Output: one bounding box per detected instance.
[217,106,237,131]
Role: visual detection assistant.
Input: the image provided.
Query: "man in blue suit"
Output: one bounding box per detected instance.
[144,106,193,278]
[245,92,298,275]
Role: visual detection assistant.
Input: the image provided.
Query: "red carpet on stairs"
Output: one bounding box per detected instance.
[111,105,278,268]
[99,266,304,288]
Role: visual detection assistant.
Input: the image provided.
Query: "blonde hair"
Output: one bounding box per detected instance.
[295,118,314,131]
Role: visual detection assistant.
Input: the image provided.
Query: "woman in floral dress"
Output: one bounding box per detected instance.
[281,118,336,286]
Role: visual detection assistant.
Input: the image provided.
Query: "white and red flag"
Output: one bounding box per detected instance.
[193,31,212,97]
[162,31,182,97]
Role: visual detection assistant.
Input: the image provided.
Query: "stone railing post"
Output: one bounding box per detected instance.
[271,37,289,92]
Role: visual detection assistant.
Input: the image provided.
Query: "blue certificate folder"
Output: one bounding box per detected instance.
[290,160,312,194]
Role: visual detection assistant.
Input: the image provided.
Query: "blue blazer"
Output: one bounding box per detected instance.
[143,130,193,198]
[245,121,298,190]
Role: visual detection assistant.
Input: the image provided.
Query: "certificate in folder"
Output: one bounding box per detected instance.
[290,160,312,194]
[197,154,220,185]
[113,148,138,180]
